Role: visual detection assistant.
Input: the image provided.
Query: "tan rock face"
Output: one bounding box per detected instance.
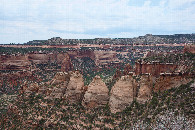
[109,75,136,113]
[82,75,109,108]
[137,75,153,103]
[65,71,84,103]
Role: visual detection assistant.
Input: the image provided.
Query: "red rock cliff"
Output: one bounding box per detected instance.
[135,61,178,77]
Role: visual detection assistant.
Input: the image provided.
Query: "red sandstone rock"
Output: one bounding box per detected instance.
[137,75,153,103]
[61,53,73,72]
[135,61,178,76]
[154,74,192,92]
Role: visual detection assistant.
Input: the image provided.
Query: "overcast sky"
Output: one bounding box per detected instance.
[0,0,195,44]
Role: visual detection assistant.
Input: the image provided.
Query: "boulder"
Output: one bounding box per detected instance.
[65,71,84,103]
[82,75,109,108]
[109,75,136,113]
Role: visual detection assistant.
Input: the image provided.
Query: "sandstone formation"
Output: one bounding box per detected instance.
[49,72,70,99]
[50,72,70,86]
[137,75,153,103]
[28,53,50,64]
[67,50,96,61]
[154,74,192,92]
[0,52,74,71]
[65,71,84,103]
[135,60,178,77]
[109,75,136,113]
[82,75,109,108]
[0,54,31,70]
[94,50,119,66]
[61,53,73,72]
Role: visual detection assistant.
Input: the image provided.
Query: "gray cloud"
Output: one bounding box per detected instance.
[0,0,194,44]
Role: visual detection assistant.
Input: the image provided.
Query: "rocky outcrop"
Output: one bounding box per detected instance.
[65,71,84,103]
[137,75,153,103]
[0,52,74,71]
[135,61,178,77]
[0,54,31,70]
[94,50,119,66]
[61,53,73,72]
[67,50,96,61]
[50,72,70,86]
[82,76,109,108]
[154,74,192,92]
[109,75,136,113]
[49,72,70,99]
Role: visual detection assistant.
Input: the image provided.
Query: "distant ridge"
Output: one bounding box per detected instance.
[25,34,195,45]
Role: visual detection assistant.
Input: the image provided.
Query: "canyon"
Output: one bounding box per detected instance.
[0,38,194,129]
[0,50,119,71]
[1,46,194,113]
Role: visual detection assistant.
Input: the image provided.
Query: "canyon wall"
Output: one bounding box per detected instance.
[154,74,192,92]
[0,53,72,70]
[135,61,178,77]
[0,50,120,70]
[67,50,96,61]
[94,50,119,66]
